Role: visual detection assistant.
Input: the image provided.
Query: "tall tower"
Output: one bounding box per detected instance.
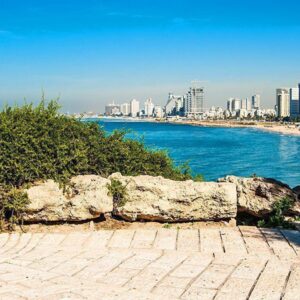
[252,94,261,110]
[276,88,290,118]
[185,82,204,115]
[290,87,299,117]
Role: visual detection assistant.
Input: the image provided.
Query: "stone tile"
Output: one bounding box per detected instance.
[108,230,135,249]
[200,228,224,254]
[177,229,199,252]
[153,229,177,250]
[130,229,157,249]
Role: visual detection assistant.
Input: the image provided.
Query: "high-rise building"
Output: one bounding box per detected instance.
[144,98,154,117]
[120,103,130,116]
[227,98,233,112]
[241,99,248,110]
[232,99,241,111]
[290,87,299,117]
[130,99,140,117]
[246,98,252,111]
[105,101,120,115]
[165,93,184,116]
[252,94,261,110]
[299,83,300,115]
[276,88,290,118]
[184,86,204,115]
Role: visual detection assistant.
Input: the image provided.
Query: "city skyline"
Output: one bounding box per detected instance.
[1,1,300,112]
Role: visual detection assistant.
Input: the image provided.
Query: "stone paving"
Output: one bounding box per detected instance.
[0,226,299,299]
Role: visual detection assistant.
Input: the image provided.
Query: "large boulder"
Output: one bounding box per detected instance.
[109,173,237,222]
[218,176,299,217]
[23,175,113,222]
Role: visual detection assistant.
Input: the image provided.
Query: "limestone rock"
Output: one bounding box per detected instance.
[109,173,237,222]
[24,175,113,222]
[218,176,299,217]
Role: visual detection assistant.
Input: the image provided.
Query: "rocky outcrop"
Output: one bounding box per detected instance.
[109,173,237,222]
[23,175,113,222]
[218,176,299,217]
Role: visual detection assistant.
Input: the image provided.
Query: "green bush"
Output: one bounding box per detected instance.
[0,100,201,227]
[107,179,128,207]
[257,197,295,229]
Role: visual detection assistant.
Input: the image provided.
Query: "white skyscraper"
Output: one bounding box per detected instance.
[120,103,130,116]
[232,99,241,111]
[165,93,184,116]
[130,99,140,117]
[144,98,154,117]
[290,87,299,117]
[276,88,290,118]
[184,86,204,115]
[252,94,261,110]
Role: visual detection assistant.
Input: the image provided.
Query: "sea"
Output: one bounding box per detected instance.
[86,119,300,188]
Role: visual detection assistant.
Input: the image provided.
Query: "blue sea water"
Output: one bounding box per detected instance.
[88,119,300,188]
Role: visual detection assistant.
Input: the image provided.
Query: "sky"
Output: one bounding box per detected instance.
[0,0,300,113]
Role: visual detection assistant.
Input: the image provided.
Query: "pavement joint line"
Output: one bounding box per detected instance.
[238,226,250,254]
[0,234,21,255]
[279,229,298,256]
[212,258,243,300]
[12,233,34,256]
[150,230,158,248]
[219,229,226,253]
[246,259,269,300]
[0,234,10,249]
[258,227,276,255]
[150,252,189,293]
[105,253,136,275]
[198,229,201,252]
[175,228,179,250]
[280,266,292,300]
[179,257,214,299]
[71,252,109,277]
[121,250,165,288]
[129,230,136,248]
[14,232,47,258]
[107,230,116,248]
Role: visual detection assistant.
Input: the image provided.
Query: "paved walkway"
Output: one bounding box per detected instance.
[0,226,299,299]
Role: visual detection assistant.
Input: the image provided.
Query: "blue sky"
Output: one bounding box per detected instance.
[0,0,300,112]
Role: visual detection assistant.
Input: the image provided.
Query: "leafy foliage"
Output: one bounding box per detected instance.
[107,179,128,207]
[257,197,295,229]
[0,100,201,228]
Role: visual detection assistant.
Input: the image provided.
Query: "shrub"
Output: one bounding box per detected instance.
[0,100,201,227]
[107,179,128,207]
[257,197,295,229]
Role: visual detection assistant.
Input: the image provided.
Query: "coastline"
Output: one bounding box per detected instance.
[88,117,300,137]
[164,120,300,136]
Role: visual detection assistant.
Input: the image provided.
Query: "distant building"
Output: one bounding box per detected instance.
[276,88,290,118]
[299,83,300,115]
[232,98,241,111]
[252,94,261,110]
[290,87,299,117]
[130,99,140,117]
[165,93,184,116]
[227,98,233,112]
[120,103,130,116]
[154,106,164,118]
[184,86,204,116]
[144,98,154,117]
[105,101,120,116]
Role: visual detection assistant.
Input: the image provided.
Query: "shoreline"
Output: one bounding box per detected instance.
[163,120,300,136]
[88,117,300,137]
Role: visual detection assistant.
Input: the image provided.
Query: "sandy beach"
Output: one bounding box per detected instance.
[167,119,300,136]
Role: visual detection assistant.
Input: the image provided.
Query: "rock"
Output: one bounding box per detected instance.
[218,176,299,217]
[23,175,113,222]
[109,173,237,222]
[293,186,300,200]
